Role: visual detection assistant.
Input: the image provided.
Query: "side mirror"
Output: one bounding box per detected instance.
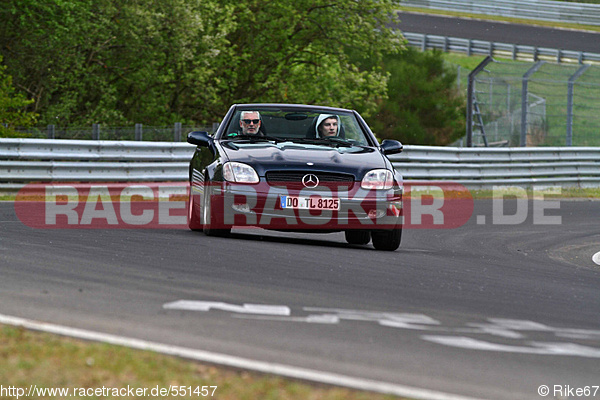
[381,139,403,155]
[187,131,212,147]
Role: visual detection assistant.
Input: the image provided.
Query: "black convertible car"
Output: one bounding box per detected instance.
[187,104,404,250]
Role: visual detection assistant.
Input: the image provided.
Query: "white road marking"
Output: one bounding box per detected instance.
[163,301,600,358]
[0,313,485,400]
[593,251,600,266]
[163,300,290,315]
[304,307,441,330]
[422,336,600,358]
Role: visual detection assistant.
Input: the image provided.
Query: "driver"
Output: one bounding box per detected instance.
[239,111,262,135]
[316,114,340,138]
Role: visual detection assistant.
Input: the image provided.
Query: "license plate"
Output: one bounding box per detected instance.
[280,196,340,210]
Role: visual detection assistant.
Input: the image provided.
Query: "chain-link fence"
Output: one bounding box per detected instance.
[460,58,600,147]
[13,123,216,142]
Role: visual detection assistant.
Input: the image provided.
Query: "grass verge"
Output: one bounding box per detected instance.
[0,325,402,400]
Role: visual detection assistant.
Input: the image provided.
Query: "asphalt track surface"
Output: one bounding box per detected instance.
[395,12,600,53]
[1,198,599,400]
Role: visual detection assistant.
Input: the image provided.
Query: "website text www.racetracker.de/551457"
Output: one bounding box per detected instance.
[0,385,218,398]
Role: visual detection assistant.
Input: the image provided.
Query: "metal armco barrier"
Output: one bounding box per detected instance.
[1,139,600,191]
[0,139,195,193]
[403,32,600,65]
[390,145,600,189]
[401,0,600,26]
[0,139,194,161]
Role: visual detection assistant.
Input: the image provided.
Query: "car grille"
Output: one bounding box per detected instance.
[265,171,355,189]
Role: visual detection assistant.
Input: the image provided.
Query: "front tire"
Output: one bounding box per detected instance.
[202,182,231,237]
[371,227,402,251]
[187,183,202,231]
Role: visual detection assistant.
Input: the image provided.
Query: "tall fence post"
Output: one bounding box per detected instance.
[47,125,55,139]
[174,122,182,142]
[467,56,493,147]
[520,61,544,147]
[566,64,590,146]
[135,123,143,141]
[92,123,100,140]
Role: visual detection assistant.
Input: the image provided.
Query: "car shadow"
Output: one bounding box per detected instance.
[186,228,375,250]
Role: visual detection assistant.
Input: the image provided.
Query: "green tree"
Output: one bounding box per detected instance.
[94,0,235,125]
[0,57,37,137]
[0,0,234,126]
[210,0,400,118]
[1,0,400,127]
[1,0,94,126]
[369,48,466,145]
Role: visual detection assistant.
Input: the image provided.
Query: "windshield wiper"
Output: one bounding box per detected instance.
[289,137,354,148]
[223,133,284,143]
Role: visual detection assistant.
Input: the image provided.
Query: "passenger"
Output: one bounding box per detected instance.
[239,111,262,135]
[316,115,340,138]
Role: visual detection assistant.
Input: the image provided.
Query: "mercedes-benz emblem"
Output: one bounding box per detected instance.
[302,174,319,188]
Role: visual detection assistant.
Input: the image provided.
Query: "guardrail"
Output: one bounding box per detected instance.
[0,139,195,192]
[389,145,600,189]
[400,0,600,26]
[0,139,195,161]
[403,32,600,65]
[1,139,599,191]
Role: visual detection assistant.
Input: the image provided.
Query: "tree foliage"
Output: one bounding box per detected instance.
[1,0,465,145]
[1,0,235,126]
[1,0,399,126]
[0,56,37,137]
[212,0,400,117]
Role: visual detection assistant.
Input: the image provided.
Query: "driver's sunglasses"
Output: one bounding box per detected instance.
[242,119,260,125]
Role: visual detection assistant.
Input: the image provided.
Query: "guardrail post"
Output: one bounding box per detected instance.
[566,64,590,146]
[92,123,100,140]
[135,123,143,141]
[174,122,182,142]
[467,56,493,147]
[520,61,545,147]
[506,83,511,115]
[421,34,428,51]
[47,125,55,139]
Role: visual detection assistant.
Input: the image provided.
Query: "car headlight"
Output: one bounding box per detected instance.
[361,169,394,190]
[223,162,259,183]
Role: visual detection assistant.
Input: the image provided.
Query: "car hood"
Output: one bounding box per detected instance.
[220,141,390,179]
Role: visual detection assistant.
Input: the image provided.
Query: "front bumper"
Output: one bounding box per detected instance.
[206,180,403,231]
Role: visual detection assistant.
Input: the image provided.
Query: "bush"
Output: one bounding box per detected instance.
[0,56,37,135]
[368,48,466,145]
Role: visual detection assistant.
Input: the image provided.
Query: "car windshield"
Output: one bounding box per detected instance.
[220,106,372,147]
